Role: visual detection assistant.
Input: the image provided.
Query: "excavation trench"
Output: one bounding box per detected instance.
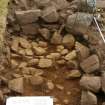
[0,0,105,105]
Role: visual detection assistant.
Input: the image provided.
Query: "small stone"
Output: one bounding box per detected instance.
[56,84,64,90]
[56,59,66,65]
[38,59,53,68]
[75,42,90,61]
[81,91,97,105]
[62,34,75,49]
[25,49,33,56]
[67,60,78,69]
[80,75,101,93]
[50,53,61,60]
[33,47,46,56]
[28,59,39,66]
[19,37,31,49]
[42,6,59,23]
[56,45,64,52]
[30,76,44,86]
[80,55,100,73]
[11,59,18,69]
[38,41,48,48]
[15,9,41,24]
[64,50,77,61]
[18,62,27,68]
[18,48,25,56]
[47,80,54,90]
[63,99,69,104]
[51,32,62,45]
[66,70,81,79]
[38,28,50,40]
[61,49,69,55]
[8,78,24,94]
[53,97,58,103]
[11,37,19,52]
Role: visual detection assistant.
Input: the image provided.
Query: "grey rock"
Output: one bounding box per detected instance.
[81,91,97,105]
[66,12,93,34]
[80,75,101,92]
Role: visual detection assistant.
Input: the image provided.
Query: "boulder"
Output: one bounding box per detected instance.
[80,75,101,93]
[42,6,59,23]
[15,9,41,25]
[81,91,97,105]
[80,55,100,73]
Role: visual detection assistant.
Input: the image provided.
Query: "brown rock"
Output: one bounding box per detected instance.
[56,84,64,90]
[42,6,59,23]
[38,41,48,48]
[21,23,39,35]
[80,75,101,93]
[15,9,41,24]
[62,34,75,49]
[63,99,69,104]
[38,28,50,40]
[11,59,19,69]
[11,37,19,52]
[80,55,100,73]
[56,45,64,52]
[25,49,33,56]
[0,90,3,102]
[51,32,63,44]
[67,60,78,69]
[19,37,31,49]
[81,91,97,105]
[28,59,39,66]
[61,49,69,55]
[75,42,90,61]
[38,59,53,68]
[8,78,24,94]
[30,76,44,86]
[47,80,54,90]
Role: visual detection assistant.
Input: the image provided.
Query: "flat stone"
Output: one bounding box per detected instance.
[64,50,77,61]
[11,37,19,52]
[66,70,81,79]
[15,9,41,25]
[8,78,24,94]
[30,76,44,86]
[81,91,97,105]
[33,46,46,56]
[51,32,62,44]
[75,42,90,61]
[38,59,53,68]
[42,6,59,23]
[62,34,75,49]
[80,75,101,93]
[80,55,100,73]
[19,37,31,49]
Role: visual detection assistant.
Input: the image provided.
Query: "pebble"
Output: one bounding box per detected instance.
[25,49,33,56]
[61,49,69,55]
[62,34,75,49]
[38,59,53,68]
[63,99,69,104]
[30,76,44,86]
[56,84,64,90]
[64,50,77,61]
[47,80,55,90]
[28,59,39,66]
[51,32,63,45]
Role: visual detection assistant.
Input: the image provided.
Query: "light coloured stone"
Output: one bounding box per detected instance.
[8,78,24,94]
[25,49,33,56]
[61,49,69,55]
[64,50,77,61]
[47,80,54,90]
[62,34,75,49]
[28,59,39,66]
[38,59,53,68]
